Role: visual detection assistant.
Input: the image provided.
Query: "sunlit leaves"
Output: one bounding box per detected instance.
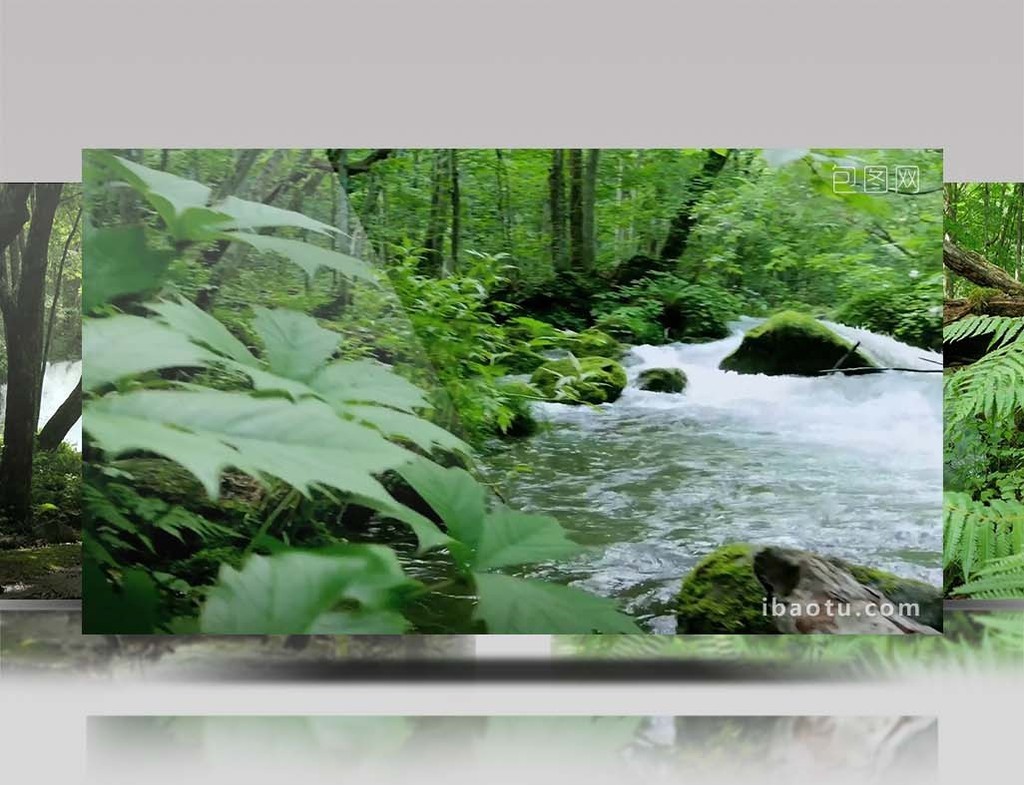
[213,195,338,236]
[396,457,486,548]
[148,297,259,367]
[309,359,431,413]
[472,573,641,634]
[227,232,377,283]
[251,307,340,382]
[199,548,415,634]
[472,506,580,571]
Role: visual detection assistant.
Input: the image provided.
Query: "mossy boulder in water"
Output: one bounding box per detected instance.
[637,367,687,393]
[676,543,942,634]
[530,356,627,405]
[718,311,876,376]
[567,328,623,359]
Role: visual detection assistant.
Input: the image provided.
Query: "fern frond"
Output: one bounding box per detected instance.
[944,315,1024,349]
[952,553,1024,598]
[943,492,1024,577]
[945,339,1024,427]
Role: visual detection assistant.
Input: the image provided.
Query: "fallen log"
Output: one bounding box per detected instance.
[944,297,1024,324]
[944,238,1024,296]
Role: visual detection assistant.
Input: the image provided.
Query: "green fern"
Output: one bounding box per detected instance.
[952,553,1024,598]
[944,492,1024,580]
[944,314,1024,349]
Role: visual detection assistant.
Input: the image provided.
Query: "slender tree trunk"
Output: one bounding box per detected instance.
[494,150,513,254]
[568,149,584,269]
[423,149,450,275]
[449,149,460,274]
[41,205,82,373]
[37,378,81,452]
[1016,183,1023,281]
[0,184,63,528]
[581,149,600,269]
[548,149,567,270]
[660,149,730,262]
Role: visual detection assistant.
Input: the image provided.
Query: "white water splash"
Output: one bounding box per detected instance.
[0,360,82,450]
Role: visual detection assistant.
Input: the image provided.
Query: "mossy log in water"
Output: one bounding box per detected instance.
[530,356,628,405]
[637,367,687,393]
[719,311,876,376]
[676,543,941,634]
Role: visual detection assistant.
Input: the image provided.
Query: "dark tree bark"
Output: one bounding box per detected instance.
[660,149,730,262]
[548,149,567,270]
[37,378,81,452]
[944,298,1024,325]
[0,183,63,528]
[943,238,1024,297]
[423,149,450,274]
[568,149,584,268]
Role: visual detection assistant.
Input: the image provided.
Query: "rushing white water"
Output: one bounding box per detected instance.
[0,360,82,450]
[488,319,942,633]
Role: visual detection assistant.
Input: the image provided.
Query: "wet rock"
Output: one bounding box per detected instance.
[719,311,876,376]
[530,356,628,405]
[637,367,687,393]
[675,543,941,634]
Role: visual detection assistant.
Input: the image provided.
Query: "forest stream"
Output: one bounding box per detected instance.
[0,360,82,449]
[484,319,943,633]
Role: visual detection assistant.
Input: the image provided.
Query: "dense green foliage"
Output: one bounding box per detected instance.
[81,152,640,634]
[944,183,1024,597]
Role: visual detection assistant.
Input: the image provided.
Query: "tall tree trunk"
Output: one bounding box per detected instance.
[37,378,81,452]
[449,149,460,274]
[548,149,567,270]
[568,149,584,269]
[0,183,63,528]
[494,150,513,254]
[581,149,600,269]
[41,205,82,375]
[423,149,450,275]
[1016,183,1023,282]
[660,149,730,262]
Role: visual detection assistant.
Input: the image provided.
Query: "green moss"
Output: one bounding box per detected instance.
[530,356,628,405]
[638,367,687,393]
[0,544,80,583]
[719,310,876,376]
[675,544,778,634]
[841,562,942,630]
[566,328,623,359]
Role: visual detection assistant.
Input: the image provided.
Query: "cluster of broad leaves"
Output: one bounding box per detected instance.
[82,153,639,634]
[944,314,1024,597]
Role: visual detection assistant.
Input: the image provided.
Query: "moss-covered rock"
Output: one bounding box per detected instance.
[638,367,687,393]
[530,356,628,405]
[566,328,623,359]
[718,311,876,376]
[675,543,942,634]
[675,544,779,634]
[496,380,542,437]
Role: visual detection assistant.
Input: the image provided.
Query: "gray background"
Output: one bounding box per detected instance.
[1,0,1022,181]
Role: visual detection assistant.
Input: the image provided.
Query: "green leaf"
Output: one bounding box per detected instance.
[309,360,430,413]
[83,315,216,391]
[83,561,161,634]
[148,297,260,367]
[251,307,340,382]
[341,404,470,455]
[84,389,416,503]
[472,506,580,571]
[227,232,377,283]
[213,195,339,236]
[199,548,415,634]
[347,493,453,554]
[82,224,172,313]
[472,573,640,634]
[395,457,486,547]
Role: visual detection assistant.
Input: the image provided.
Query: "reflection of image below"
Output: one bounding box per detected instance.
[86,715,937,785]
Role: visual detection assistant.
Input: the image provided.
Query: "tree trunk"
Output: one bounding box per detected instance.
[568,149,584,268]
[660,149,730,262]
[548,149,567,270]
[943,237,1024,296]
[449,149,460,274]
[423,149,449,274]
[0,183,63,528]
[37,378,81,452]
[581,149,600,269]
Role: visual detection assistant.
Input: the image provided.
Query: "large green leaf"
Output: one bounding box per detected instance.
[84,389,416,503]
[395,457,486,547]
[310,359,430,412]
[346,493,453,554]
[251,307,340,382]
[199,548,415,634]
[342,404,470,455]
[148,297,259,367]
[227,232,377,283]
[83,561,161,634]
[213,195,339,236]
[472,573,641,634]
[83,224,172,313]
[472,506,580,571]
[83,315,216,391]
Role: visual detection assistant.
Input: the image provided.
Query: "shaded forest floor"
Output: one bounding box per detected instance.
[0,543,81,598]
